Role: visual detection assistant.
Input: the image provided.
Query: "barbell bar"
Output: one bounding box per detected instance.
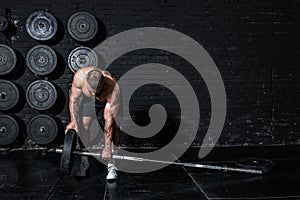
[52,147,264,174]
[53,130,274,175]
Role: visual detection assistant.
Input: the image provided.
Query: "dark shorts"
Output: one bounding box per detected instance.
[81,99,106,127]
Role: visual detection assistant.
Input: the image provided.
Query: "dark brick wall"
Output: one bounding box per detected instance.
[0,0,299,148]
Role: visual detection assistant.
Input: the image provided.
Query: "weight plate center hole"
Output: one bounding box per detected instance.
[0,92,7,100]
[79,58,86,64]
[80,23,86,29]
[39,126,45,133]
[0,126,7,133]
[39,93,45,98]
[39,56,45,63]
[39,22,45,28]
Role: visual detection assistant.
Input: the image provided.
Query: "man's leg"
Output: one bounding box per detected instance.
[75,116,93,177]
[80,116,92,147]
[112,122,120,149]
[106,120,120,181]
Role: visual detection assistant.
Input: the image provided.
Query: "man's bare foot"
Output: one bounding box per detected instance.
[102,146,112,160]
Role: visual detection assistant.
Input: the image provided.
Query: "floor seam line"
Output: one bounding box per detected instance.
[44,176,62,200]
[171,153,209,200]
[102,182,108,200]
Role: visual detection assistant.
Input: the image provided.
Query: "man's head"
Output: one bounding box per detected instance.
[86,69,104,94]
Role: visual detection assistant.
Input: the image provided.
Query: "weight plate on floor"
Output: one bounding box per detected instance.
[27,114,58,145]
[0,115,19,146]
[26,45,57,75]
[0,44,17,75]
[0,16,8,32]
[67,12,98,42]
[60,129,77,175]
[0,80,19,111]
[68,46,98,73]
[26,10,58,41]
[26,80,57,110]
[236,157,275,174]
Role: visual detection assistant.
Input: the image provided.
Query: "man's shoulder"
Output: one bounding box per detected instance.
[73,68,89,88]
[102,70,112,77]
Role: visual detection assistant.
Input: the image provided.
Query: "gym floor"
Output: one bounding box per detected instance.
[1,146,300,200]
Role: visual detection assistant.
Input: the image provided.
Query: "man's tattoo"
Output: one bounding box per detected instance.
[73,98,81,122]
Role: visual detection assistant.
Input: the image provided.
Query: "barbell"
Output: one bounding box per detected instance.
[52,129,275,176]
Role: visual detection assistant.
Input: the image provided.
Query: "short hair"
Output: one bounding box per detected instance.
[86,69,103,89]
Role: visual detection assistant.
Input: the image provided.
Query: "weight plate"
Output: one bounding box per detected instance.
[60,129,76,175]
[236,157,275,174]
[0,115,19,146]
[26,80,57,110]
[67,12,98,42]
[0,79,20,111]
[26,10,58,41]
[0,44,17,75]
[27,114,58,145]
[26,45,57,75]
[68,46,98,73]
[0,16,8,32]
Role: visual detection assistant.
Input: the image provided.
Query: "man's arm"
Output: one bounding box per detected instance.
[65,72,83,134]
[102,83,121,159]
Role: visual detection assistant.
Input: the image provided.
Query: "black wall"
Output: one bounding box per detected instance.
[0,0,299,148]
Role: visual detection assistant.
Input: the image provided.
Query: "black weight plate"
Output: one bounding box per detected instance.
[0,115,19,146]
[0,79,20,111]
[68,46,98,73]
[0,44,17,75]
[0,16,8,32]
[67,12,98,42]
[27,114,58,145]
[26,45,57,75]
[26,10,58,41]
[26,80,57,110]
[60,129,76,175]
[236,157,275,174]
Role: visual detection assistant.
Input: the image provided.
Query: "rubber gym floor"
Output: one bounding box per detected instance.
[1,146,300,200]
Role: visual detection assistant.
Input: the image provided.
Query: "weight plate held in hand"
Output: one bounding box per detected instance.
[60,129,77,175]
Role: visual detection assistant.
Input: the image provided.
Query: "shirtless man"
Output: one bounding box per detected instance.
[65,66,121,180]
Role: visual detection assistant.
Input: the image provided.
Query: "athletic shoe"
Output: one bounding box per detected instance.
[106,163,118,181]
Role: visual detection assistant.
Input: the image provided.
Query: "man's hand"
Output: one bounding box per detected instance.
[65,120,78,134]
[101,146,112,160]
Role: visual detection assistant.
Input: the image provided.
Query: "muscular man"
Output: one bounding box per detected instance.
[65,66,121,180]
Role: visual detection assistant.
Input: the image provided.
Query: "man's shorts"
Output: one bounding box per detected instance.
[81,99,106,128]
